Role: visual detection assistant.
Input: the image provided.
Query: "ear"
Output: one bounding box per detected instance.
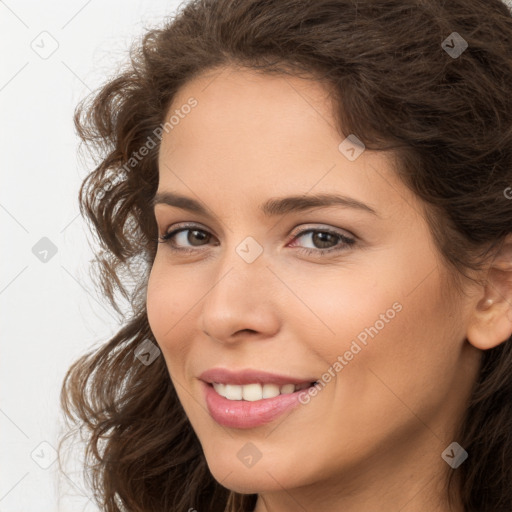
[466,234,512,350]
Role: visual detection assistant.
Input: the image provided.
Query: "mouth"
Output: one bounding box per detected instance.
[202,380,319,429]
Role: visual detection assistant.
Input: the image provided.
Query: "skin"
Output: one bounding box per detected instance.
[146,66,512,511]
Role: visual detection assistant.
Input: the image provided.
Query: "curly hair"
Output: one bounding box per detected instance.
[58,1,512,511]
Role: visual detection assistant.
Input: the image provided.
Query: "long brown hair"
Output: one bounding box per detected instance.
[59,1,512,510]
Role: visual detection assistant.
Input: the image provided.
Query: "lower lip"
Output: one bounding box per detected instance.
[202,381,308,429]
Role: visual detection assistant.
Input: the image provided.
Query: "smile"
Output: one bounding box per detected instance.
[202,381,318,429]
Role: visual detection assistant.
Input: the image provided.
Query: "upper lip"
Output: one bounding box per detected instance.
[199,368,317,386]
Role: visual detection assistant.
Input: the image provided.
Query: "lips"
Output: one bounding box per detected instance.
[202,381,312,428]
[199,368,319,428]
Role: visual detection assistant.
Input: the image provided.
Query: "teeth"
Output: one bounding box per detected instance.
[224,384,242,400]
[280,384,295,394]
[262,383,280,399]
[242,383,263,401]
[212,382,311,401]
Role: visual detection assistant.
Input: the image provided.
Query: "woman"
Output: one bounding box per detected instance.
[59,0,512,510]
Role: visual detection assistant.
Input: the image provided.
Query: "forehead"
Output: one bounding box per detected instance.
[156,66,418,223]
[159,66,339,158]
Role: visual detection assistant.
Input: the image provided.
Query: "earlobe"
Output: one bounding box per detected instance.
[467,296,512,350]
[466,235,512,351]
[466,235,512,350]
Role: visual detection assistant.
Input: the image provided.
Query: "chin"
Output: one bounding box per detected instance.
[205,455,305,494]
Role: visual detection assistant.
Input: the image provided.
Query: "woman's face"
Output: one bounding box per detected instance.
[146,66,481,507]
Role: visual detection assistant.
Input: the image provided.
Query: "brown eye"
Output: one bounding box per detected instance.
[288,228,355,256]
[158,224,215,253]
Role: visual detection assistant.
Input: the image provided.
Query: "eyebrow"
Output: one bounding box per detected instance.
[152,191,379,218]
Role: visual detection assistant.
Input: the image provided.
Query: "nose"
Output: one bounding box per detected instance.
[199,244,281,344]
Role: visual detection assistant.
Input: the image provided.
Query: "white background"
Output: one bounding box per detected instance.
[1,1,511,511]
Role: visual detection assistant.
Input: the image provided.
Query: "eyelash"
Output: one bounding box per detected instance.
[156,222,356,256]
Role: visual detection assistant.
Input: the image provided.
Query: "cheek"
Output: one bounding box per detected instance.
[281,264,395,359]
[146,264,169,340]
[286,255,453,401]
[335,272,459,426]
[146,259,192,359]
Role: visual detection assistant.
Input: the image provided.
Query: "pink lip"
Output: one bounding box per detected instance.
[199,368,317,429]
[199,367,315,386]
[202,381,311,429]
